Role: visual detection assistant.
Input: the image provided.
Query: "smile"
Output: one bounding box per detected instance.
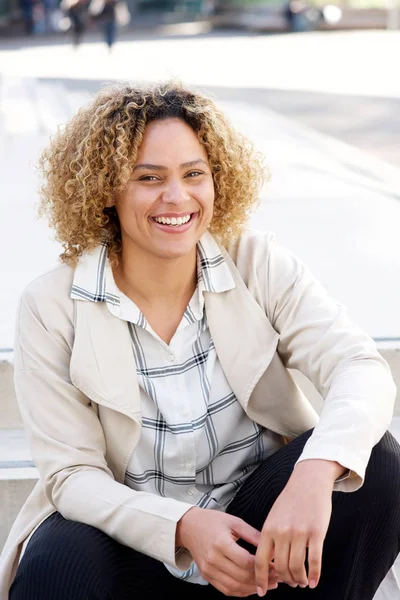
[153,214,191,226]
[151,212,198,230]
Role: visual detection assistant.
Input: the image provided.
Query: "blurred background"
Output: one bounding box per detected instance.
[0,0,399,350]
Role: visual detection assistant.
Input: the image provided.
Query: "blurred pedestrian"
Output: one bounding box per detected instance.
[89,0,130,51]
[100,0,117,50]
[43,0,59,32]
[284,0,323,32]
[61,0,88,46]
[19,0,35,35]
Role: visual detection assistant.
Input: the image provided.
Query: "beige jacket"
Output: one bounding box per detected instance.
[0,230,396,597]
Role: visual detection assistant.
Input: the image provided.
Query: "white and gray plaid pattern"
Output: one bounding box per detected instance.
[71,232,283,584]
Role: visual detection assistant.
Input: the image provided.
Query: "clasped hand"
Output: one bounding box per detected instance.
[176,460,340,597]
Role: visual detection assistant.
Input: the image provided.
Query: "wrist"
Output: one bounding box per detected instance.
[176,506,202,548]
[292,459,347,487]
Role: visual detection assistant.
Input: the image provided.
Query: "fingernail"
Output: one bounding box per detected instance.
[257,586,264,597]
[309,580,317,589]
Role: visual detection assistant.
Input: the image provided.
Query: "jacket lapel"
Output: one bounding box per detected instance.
[70,300,141,419]
[205,254,280,411]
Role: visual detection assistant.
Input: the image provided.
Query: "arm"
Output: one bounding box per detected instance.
[264,234,396,489]
[14,281,194,569]
[238,232,396,593]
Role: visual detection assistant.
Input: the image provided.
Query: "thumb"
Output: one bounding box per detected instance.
[231,517,261,549]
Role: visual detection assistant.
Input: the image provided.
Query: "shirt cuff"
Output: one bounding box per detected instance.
[169,506,195,571]
[175,545,194,571]
[295,449,365,493]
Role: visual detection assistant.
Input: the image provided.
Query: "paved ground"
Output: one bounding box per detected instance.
[0,26,399,162]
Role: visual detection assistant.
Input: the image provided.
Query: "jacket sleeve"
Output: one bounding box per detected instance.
[13,281,194,569]
[263,234,396,491]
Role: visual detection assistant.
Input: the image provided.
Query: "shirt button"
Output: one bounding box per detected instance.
[168,354,175,362]
[181,409,188,417]
[187,489,194,496]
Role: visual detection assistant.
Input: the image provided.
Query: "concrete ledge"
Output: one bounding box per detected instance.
[0,470,38,550]
[0,356,21,429]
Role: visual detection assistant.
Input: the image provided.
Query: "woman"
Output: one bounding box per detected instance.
[1,82,399,599]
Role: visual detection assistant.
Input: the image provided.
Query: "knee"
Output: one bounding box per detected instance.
[363,431,400,510]
[11,514,111,597]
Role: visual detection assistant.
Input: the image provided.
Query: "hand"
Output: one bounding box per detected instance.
[255,459,343,596]
[176,507,281,597]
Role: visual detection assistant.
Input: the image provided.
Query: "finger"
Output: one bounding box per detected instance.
[222,537,257,571]
[288,538,308,587]
[273,540,297,587]
[268,571,281,587]
[209,572,257,598]
[231,518,261,549]
[307,535,324,589]
[213,551,257,586]
[255,536,274,596]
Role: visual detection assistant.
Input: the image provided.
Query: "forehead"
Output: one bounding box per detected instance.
[137,118,207,159]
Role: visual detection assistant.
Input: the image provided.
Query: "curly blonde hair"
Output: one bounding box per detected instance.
[39,81,268,266]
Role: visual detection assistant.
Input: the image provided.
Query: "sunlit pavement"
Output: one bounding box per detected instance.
[0,28,400,350]
[1,27,399,99]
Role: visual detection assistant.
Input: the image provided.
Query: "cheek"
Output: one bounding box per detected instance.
[202,180,215,206]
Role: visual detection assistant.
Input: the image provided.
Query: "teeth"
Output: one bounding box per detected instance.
[154,215,191,226]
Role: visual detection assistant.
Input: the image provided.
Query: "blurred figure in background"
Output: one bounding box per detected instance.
[284,0,323,31]
[61,0,89,46]
[19,0,35,34]
[43,0,60,32]
[89,0,130,51]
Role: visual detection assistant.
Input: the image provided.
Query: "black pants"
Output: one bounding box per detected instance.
[10,430,400,599]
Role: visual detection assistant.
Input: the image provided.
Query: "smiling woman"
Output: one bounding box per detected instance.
[2,81,400,600]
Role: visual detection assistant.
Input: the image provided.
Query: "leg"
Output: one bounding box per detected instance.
[10,512,212,599]
[104,20,116,48]
[225,430,400,599]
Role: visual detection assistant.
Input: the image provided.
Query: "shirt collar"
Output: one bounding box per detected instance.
[196,230,235,294]
[71,232,236,320]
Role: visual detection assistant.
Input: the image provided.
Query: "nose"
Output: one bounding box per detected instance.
[161,177,190,205]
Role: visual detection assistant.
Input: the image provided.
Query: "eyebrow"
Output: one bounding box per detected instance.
[132,159,209,172]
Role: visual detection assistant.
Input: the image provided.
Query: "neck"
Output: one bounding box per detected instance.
[113,245,198,308]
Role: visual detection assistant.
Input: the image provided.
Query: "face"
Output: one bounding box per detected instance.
[114,118,215,262]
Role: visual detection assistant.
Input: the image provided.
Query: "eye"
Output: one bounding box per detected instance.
[138,175,159,182]
[185,170,203,178]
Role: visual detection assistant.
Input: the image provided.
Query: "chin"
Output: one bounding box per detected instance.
[156,240,197,260]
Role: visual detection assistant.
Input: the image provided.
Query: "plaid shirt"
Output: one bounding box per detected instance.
[71,231,283,584]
